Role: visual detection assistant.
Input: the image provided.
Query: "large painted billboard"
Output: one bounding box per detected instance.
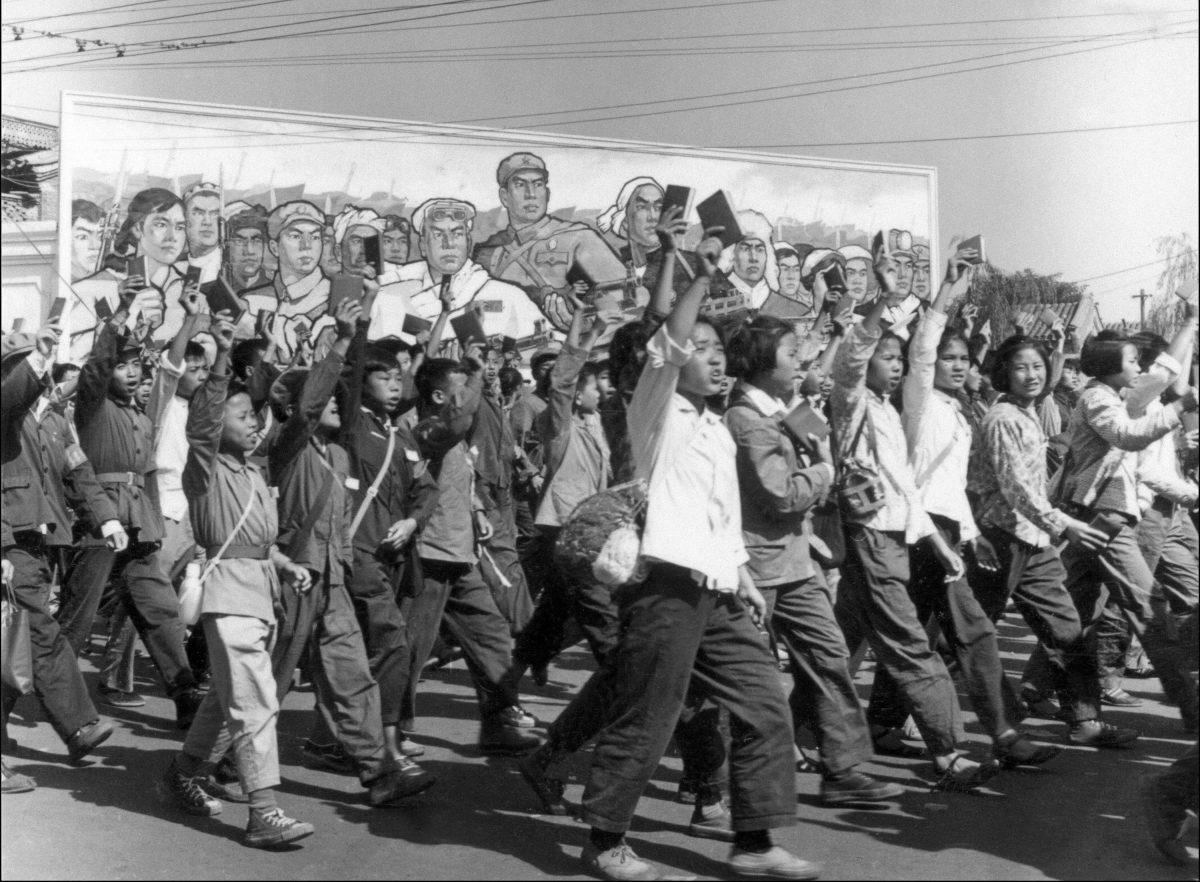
[58,92,937,365]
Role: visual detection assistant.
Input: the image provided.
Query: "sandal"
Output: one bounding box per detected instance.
[933,753,999,794]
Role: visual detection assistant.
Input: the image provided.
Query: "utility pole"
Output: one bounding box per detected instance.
[1132,288,1150,326]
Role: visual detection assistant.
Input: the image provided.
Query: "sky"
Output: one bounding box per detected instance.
[2,0,1197,324]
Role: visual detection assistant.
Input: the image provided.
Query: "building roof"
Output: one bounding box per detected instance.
[1,115,58,153]
[1014,295,1103,352]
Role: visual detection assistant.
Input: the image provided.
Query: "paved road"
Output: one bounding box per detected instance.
[3,615,1196,880]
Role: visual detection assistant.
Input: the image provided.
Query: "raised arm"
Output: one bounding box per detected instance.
[646,204,689,321]
[270,300,357,475]
[182,315,235,498]
[1,326,56,425]
[1084,384,1191,452]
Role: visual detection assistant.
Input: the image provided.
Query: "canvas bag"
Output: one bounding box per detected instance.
[1,578,34,695]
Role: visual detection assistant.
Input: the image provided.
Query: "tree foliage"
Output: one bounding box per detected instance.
[0,153,41,207]
[959,263,1089,342]
[1145,232,1197,336]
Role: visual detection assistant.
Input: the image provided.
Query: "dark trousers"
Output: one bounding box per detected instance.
[513,528,621,671]
[347,549,410,728]
[59,542,193,695]
[1,541,98,743]
[763,575,872,775]
[273,570,387,785]
[834,525,960,755]
[871,519,1012,742]
[580,564,796,835]
[398,559,518,733]
[479,483,534,635]
[1061,518,1198,728]
[974,528,1098,723]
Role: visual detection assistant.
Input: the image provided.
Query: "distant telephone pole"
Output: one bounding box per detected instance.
[1132,288,1150,326]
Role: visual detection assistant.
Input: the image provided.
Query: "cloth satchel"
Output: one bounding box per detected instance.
[555,478,649,587]
[836,408,887,521]
[1,578,34,695]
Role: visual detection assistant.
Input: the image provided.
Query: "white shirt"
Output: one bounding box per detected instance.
[369,259,543,344]
[628,326,748,592]
[830,321,936,543]
[151,354,190,522]
[243,270,335,363]
[174,246,223,285]
[902,310,979,540]
[727,272,774,311]
[1136,399,1198,511]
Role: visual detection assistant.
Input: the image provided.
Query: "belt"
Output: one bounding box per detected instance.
[205,544,271,561]
[95,472,145,488]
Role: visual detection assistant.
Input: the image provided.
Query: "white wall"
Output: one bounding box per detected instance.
[1,220,58,332]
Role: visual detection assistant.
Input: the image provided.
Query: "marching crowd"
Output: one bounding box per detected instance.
[3,191,1198,880]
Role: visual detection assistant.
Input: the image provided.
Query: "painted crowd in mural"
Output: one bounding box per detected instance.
[64,146,929,368]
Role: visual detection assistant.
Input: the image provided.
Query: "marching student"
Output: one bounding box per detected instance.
[1058,328,1200,733]
[575,231,817,882]
[828,245,992,791]
[509,301,615,684]
[402,353,540,756]
[330,295,442,769]
[158,311,315,848]
[969,334,1136,747]
[723,314,903,806]
[2,325,117,787]
[870,242,1058,769]
[267,297,434,804]
[58,284,202,728]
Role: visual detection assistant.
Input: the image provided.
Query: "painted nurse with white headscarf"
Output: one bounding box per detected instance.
[597,176,699,306]
[716,209,778,310]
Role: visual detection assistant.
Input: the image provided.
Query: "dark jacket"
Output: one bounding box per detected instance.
[339,324,439,560]
[723,385,834,587]
[2,358,60,541]
[270,348,354,583]
[74,319,163,543]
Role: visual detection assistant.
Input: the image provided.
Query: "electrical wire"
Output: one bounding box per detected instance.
[723,118,1199,150]
[52,32,1200,72]
[442,18,1193,125]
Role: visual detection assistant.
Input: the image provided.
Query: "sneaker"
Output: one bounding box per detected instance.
[1,761,36,794]
[499,705,537,729]
[1019,685,1062,720]
[688,800,735,842]
[244,807,314,849]
[518,747,569,815]
[728,845,821,880]
[479,722,541,756]
[300,739,357,774]
[398,736,425,758]
[158,759,222,816]
[369,757,435,806]
[194,671,213,694]
[1100,687,1142,707]
[67,719,114,764]
[174,688,205,731]
[198,774,249,804]
[1068,720,1139,749]
[993,734,1060,769]
[581,842,661,881]
[820,770,903,805]
[98,684,145,708]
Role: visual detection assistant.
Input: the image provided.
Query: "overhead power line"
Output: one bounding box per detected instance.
[724,118,1199,150]
[8,2,1187,72]
[448,20,1196,127]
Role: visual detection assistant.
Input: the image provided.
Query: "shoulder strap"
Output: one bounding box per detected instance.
[349,424,397,539]
[200,485,257,585]
[286,442,337,558]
